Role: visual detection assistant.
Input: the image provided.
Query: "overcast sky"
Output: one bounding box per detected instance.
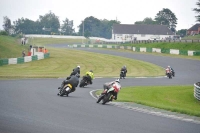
[0,0,198,32]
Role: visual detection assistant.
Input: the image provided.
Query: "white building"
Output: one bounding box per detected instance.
[112,24,175,41]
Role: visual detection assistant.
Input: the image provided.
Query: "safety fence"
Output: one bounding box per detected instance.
[194,82,200,101]
[72,44,200,56]
[0,53,50,66]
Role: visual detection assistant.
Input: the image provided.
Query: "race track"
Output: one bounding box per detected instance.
[0,45,200,133]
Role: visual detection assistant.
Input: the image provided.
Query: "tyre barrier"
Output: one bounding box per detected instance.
[194,82,200,101]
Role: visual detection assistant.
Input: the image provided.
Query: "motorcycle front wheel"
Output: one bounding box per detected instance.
[102,93,111,105]
[96,94,104,103]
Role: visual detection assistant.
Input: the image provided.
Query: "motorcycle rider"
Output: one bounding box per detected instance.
[57,73,80,96]
[70,65,80,76]
[120,65,127,78]
[166,66,175,74]
[102,79,121,101]
[165,66,172,75]
[168,66,175,76]
[84,70,94,84]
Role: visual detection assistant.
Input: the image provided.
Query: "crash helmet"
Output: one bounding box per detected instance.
[168,66,170,68]
[77,65,80,68]
[115,79,120,83]
[90,70,93,73]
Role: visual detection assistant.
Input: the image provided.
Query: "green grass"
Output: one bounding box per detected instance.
[0,35,29,58]
[183,34,200,40]
[97,85,200,117]
[0,47,164,79]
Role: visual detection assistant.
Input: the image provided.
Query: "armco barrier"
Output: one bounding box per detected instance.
[194,82,200,101]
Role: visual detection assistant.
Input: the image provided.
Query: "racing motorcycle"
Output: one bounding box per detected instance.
[79,75,91,87]
[58,84,73,97]
[96,83,121,105]
[120,70,125,79]
[171,70,175,77]
[166,71,172,79]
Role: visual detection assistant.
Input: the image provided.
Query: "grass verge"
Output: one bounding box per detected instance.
[96,85,200,117]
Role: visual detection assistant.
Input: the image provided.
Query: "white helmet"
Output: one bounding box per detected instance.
[77,65,80,68]
[168,66,170,68]
[115,79,120,83]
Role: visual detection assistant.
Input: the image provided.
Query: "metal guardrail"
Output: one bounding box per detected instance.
[194,82,200,101]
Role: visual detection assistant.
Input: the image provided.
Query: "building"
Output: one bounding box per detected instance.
[187,23,200,35]
[112,24,175,41]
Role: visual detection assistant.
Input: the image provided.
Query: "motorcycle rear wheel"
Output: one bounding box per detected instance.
[79,80,86,87]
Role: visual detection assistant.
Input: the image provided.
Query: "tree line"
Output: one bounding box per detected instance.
[2,1,200,39]
[2,11,120,39]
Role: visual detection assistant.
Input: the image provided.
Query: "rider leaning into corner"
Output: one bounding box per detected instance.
[84,70,94,84]
[166,66,174,74]
[57,73,80,95]
[102,79,121,101]
[70,65,80,76]
[121,65,127,78]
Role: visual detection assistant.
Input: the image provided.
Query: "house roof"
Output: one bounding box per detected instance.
[113,24,174,35]
[188,23,200,31]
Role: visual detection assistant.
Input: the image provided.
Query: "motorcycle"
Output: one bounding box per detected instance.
[79,75,91,87]
[166,72,172,79]
[120,70,125,79]
[58,84,73,97]
[96,83,121,105]
[171,70,175,77]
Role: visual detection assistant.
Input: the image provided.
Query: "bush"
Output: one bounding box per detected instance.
[0,31,8,36]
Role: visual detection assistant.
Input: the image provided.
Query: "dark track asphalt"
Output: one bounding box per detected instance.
[0,45,200,133]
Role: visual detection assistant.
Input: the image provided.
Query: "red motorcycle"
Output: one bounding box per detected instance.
[97,82,121,104]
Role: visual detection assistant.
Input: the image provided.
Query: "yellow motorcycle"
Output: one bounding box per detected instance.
[59,84,73,97]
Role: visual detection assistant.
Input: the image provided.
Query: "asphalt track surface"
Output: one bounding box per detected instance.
[0,45,200,133]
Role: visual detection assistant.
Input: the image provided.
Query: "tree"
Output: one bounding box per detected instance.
[135,17,158,25]
[78,16,120,39]
[39,11,60,34]
[155,8,177,32]
[61,18,74,35]
[13,18,41,34]
[177,29,187,37]
[193,0,200,22]
[3,16,12,33]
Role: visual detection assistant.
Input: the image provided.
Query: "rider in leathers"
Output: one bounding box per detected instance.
[84,70,94,84]
[57,73,80,95]
[70,66,80,76]
[102,79,121,101]
[121,65,127,78]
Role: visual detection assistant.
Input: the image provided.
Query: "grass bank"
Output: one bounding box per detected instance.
[96,85,200,117]
[0,35,29,58]
[0,47,164,79]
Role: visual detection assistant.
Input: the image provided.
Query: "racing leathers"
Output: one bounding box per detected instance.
[84,71,94,84]
[103,81,121,100]
[121,66,127,78]
[58,75,79,95]
[70,67,80,76]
